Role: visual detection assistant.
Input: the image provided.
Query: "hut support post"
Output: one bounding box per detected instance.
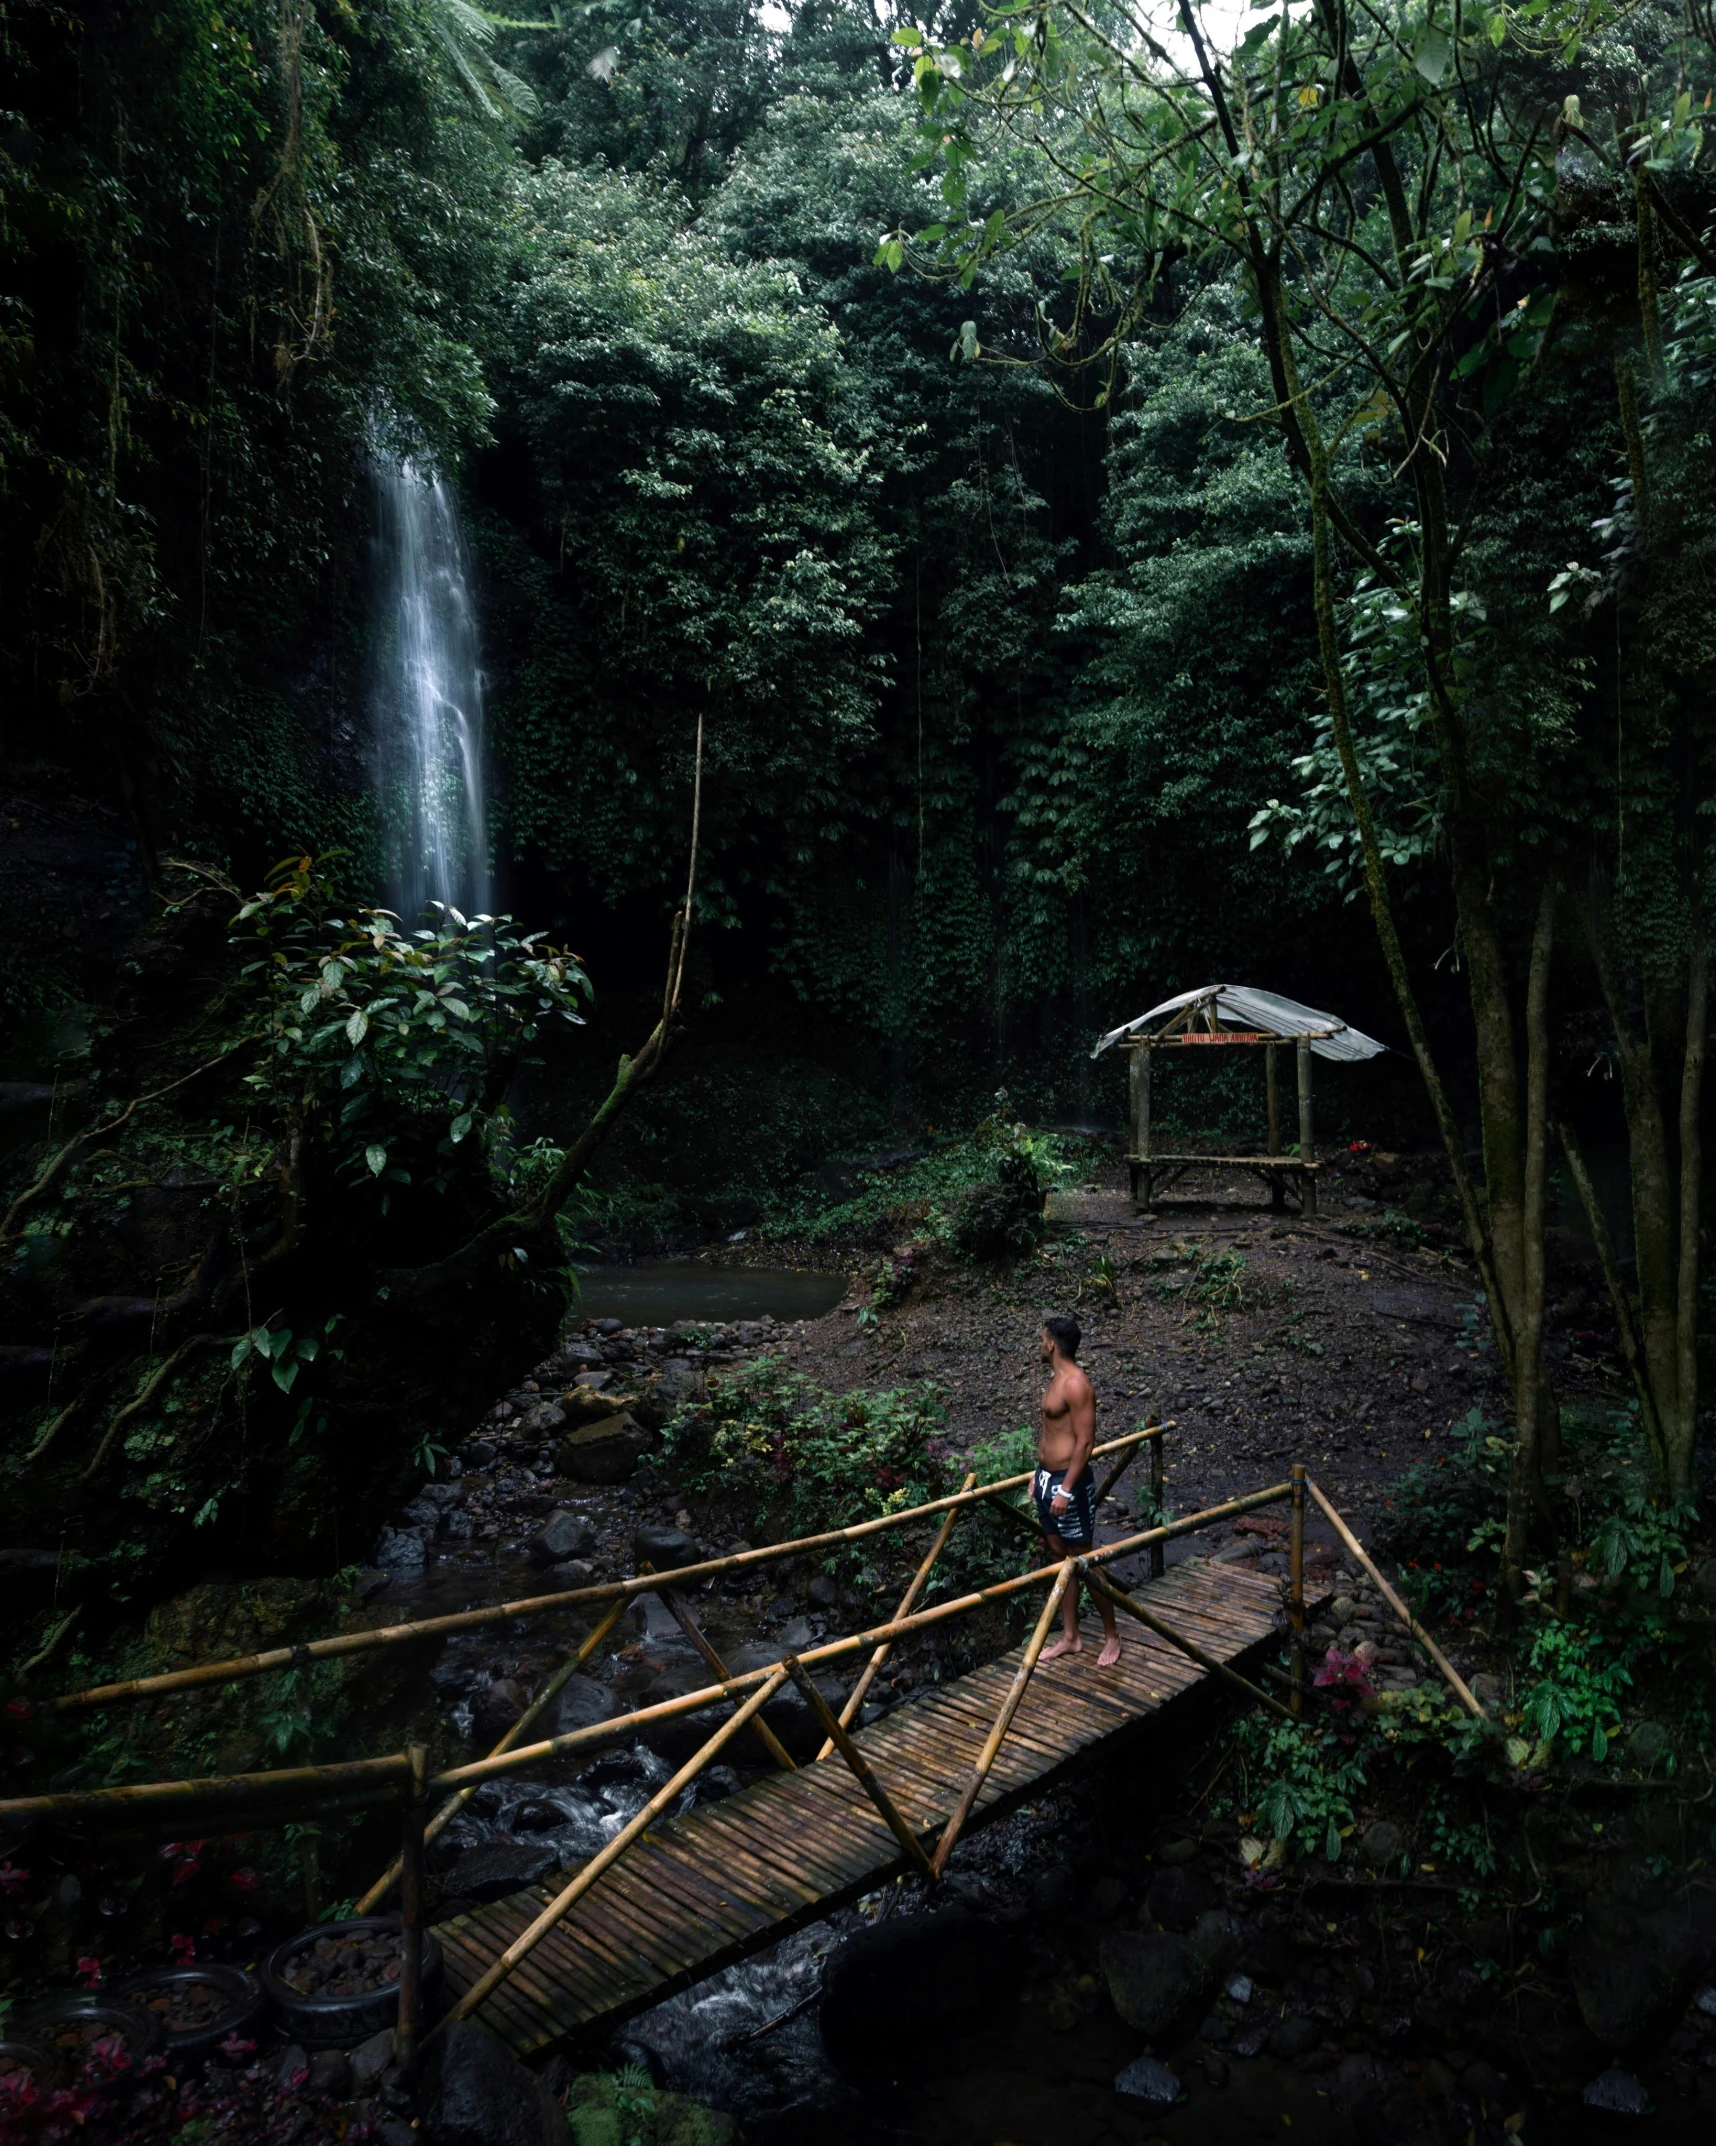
[1289,1466,1306,1718]
[1296,1039,1317,1217]
[1129,1045,1152,1208]
[397,1744,427,2066]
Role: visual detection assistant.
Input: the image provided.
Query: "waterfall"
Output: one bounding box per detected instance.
[371,457,491,923]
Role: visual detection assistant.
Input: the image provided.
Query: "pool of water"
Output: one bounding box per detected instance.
[571,1260,846,1327]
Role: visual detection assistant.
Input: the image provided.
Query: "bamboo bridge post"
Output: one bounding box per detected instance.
[355,1594,630,1916]
[781,1654,938,1885]
[931,1560,1074,1877]
[653,1576,797,1772]
[1148,1431,1166,1581]
[396,1744,427,2067]
[820,1471,976,1760]
[433,1666,793,2037]
[1303,1479,1488,1719]
[1289,1465,1306,1717]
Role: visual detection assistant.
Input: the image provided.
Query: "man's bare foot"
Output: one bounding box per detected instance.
[1040,1634,1082,1662]
[1096,1632,1122,1668]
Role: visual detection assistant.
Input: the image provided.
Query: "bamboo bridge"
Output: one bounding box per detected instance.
[0,1430,1485,2062]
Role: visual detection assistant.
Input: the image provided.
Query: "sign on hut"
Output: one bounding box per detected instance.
[1092,985,1384,1216]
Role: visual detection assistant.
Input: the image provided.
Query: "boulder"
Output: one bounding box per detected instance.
[372,1527,428,1573]
[529,1510,596,1566]
[1113,2055,1181,2112]
[557,1413,653,1486]
[471,1678,528,1745]
[1582,2068,1651,2117]
[1146,1865,1213,1933]
[1099,1929,1218,2044]
[820,1910,1021,2088]
[421,2019,563,2146]
[543,1560,594,1590]
[441,1841,562,1904]
[307,2049,352,2099]
[633,1526,699,1572]
[1332,2055,1421,2145]
[560,1385,632,1427]
[1571,1941,1686,2052]
[349,2028,398,2095]
[630,1372,698,1434]
[552,1676,621,1739]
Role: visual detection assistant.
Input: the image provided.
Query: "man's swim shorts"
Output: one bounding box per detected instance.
[1033,1466,1095,1548]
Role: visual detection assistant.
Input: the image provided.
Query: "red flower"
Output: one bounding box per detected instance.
[76,1955,104,1988]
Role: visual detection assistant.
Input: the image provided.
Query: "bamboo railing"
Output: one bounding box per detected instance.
[0,1446,1489,2052]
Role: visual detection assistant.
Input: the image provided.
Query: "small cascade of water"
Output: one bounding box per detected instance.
[371,456,491,922]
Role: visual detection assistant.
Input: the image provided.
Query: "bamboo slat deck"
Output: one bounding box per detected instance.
[438,1556,1289,2055]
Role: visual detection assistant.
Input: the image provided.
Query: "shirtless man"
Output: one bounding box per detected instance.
[1034,1314,1121,1667]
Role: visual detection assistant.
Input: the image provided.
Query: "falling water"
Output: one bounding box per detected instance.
[371,457,491,922]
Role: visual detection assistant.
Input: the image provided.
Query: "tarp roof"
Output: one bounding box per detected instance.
[1092,985,1386,1063]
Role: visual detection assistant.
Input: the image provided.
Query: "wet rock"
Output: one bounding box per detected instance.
[552,1676,620,1739]
[372,1527,428,1572]
[350,2029,397,2095]
[1572,1941,1685,2052]
[806,1573,839,1608]
[1333,2055,1420,2144]
[630,1371,698,1434]
[1187,1910,1245,1976]
[560,1385,628,1426]
[275,2043,311,2088]
[442,1841,562,1905]
[1362,1820,1403,1868]
[1145,1864,1213,1933]
[349,1568,391,1605]
[1583,2067,1651,2116]
[544,1560,594,1589]
[820,1910,1021,2088]
[421,2018,563,2146]
[1113,2054,1181,2111]
[633,1526,699,1572]
[472,1678,529,1745]
[529,1510,596,1565]
[1269,2014,1320,2059]
[308,2049,352,2099]
[557,1413,652,1485]
[1225,1974,1253,2007]
[1099,1929,1217,2044]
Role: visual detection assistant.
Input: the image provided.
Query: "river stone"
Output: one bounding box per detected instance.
[307,2049,352,2099]
[421,2019,562,2146]
[557,1413,652,1486]
[372,1527,427,1573]
[1362,1820,1403,1868]
[471,1678,529,1745]
[633,1526,699,1572]
[350,2028,398,2095]
[1100,1929,1217,2043]
[1113,2055,1181,2111]
[1571,1941,1684,2051]
[1333,2055,1420,2145]
[442,1841,562,1905]
[552,1676,620,1738]
[529,1510,596,1565]
[820,1910,1021,2087]
[1146,1865,1212,1933]
[1269,2013,1320,2059]
[560,1384,632,1427]
[630,1371,698,1434]
[1187,1910,1245,1976]
[543,1560,594,1589]
[1583,2068,1651,2116]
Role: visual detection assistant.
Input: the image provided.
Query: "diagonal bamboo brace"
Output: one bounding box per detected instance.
[355,1594,630,1915]
[655,1581,797,1772]
[780,1653,938,1885]
[1304,1479,1488,1719]
[1076,1564,1295,1723]
[819,1470,976,1761]
[932,1559,1074,1878]
[434,1666,793,2037]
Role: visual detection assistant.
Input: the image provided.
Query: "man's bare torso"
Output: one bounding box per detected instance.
[1040,1359,1094,1467]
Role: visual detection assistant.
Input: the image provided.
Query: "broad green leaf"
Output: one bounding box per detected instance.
[366,1143,388,1176]
[346,1007,369,1046]
[449,1112,474,1144]
[1414,23,1450,82]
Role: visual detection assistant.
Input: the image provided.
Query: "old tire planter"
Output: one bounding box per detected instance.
[261,1916,444,2049]
[115,1964,264,2057]
[13,1995,165,2066]
[0,2036,68,2092]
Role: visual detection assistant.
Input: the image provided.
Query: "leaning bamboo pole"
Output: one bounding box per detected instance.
[653,1581,797,1773]
[1304,1478,1487,1719]
[931,1561,1074,1876]
[434,1667,793,2037]
[817,1470,976,1761]
[355,1593,630,1915]
[0,1482,1289,1835]
[43,1427,1171,1719]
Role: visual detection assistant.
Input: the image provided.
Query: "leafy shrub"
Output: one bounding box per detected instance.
[1382,1408,1508,1620]
[1520,1621,1635,1764]
[949,1147,1044,1262]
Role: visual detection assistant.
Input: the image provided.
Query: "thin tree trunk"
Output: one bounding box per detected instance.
[1502,884,1556,1596]
[1669,932,1707,1493]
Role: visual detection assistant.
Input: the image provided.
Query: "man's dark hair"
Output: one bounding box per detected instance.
[1044,1314,1081,1359]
